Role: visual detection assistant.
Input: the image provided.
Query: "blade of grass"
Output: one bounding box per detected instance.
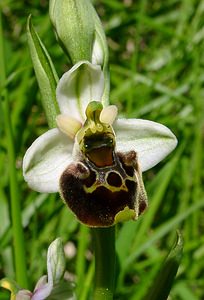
[80,261,94,300]
[143,231,183,300]
[131,145,184,254]
[0,9,28,288]
[124,197,204,272]
[172,281,199,300]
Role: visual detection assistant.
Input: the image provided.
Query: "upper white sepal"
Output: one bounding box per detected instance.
[114,118,177,172]
[56,61,104,123]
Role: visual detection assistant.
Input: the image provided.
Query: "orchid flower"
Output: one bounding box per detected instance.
[23,61,177,227]
[0,239,73,300]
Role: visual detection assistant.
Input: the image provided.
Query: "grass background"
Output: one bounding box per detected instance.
[0,0,204,299]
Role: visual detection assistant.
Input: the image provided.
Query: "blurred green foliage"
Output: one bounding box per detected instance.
[0,0,204,299]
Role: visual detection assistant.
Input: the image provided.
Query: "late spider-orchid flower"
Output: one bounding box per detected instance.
[23,61,177,227]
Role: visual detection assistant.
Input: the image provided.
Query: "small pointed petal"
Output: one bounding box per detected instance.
[100,105,118,125]
[114,119,177,172]
[56,61,104,122]
[56,114,82,139]
[23,128,74,193]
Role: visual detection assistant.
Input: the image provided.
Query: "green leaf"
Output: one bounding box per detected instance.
[27,15,60,128]
[143,231,183,300]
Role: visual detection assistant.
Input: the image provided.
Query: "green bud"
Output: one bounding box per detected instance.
[47,238,66,284]
[49,0,95,63]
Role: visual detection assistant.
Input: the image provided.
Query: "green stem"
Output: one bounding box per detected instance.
[76,225,89,297]
[0,10,28,287]
[92,227,116,300]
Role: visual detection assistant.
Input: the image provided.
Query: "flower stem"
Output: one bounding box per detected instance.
[92,226,116,300]
[0,10,28,287]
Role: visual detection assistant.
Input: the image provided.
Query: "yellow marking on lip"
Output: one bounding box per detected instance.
[83,180,129,194]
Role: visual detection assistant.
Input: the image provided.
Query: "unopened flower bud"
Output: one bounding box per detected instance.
[47,238,66,284]
[49,0,109,70]
[49,0,95,63]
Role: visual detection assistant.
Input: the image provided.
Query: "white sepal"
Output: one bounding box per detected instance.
[114,118,177,172]
[23,128,73,193]
[56,61,104,122]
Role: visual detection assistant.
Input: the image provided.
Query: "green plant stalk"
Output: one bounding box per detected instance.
[0,11,28,287]
[92,227,116,300]
[76,225,89,297]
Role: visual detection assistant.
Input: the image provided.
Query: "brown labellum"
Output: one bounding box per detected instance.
[60,149,148,227]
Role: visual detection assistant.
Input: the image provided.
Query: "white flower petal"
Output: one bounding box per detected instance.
[114,118,177,172]
[56,61,104,122]
[23,128,73,193]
